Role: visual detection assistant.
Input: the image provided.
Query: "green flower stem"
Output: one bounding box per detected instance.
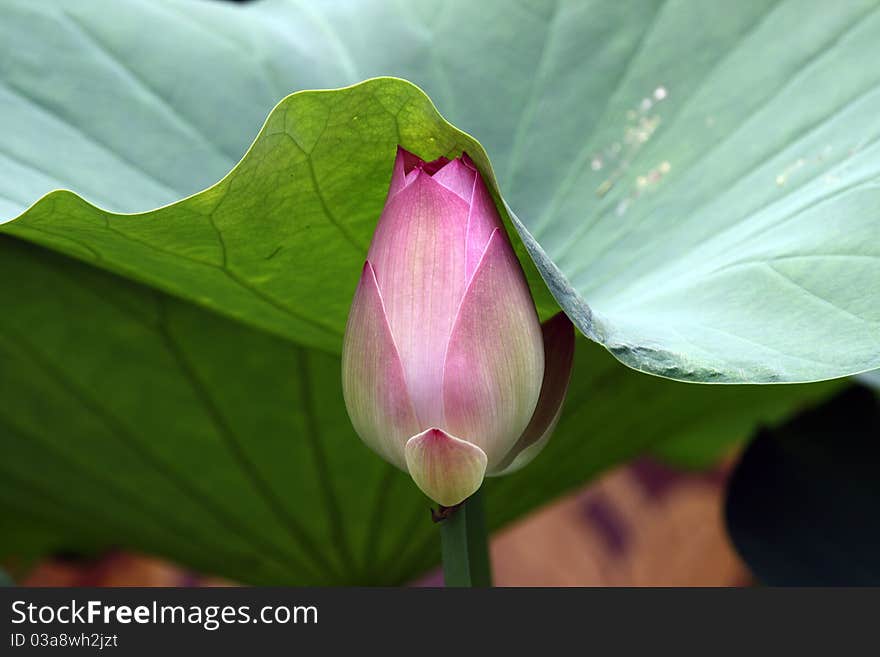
[440,488,492,587]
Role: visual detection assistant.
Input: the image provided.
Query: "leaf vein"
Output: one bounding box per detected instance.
[156,304,338,581]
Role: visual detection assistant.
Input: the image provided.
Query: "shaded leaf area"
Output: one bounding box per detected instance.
[0,237,839,584]
[654,376,878,470]
[656,372,878,469]
[0,238,416,584]
[2,0,879,381]
[725,386,880,585]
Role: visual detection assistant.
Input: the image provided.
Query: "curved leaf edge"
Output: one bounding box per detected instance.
[3,75,873,385]
[0,76,563,354]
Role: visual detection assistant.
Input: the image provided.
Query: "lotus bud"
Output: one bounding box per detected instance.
[342,147,574,507]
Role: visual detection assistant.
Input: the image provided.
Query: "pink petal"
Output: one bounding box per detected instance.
[342,262,420,468]
[367,172,470,428]
[387,147,412,198]
[404,428,488,507]
[404,168,421,188]
[388,147,451,198]
[465,170,504,280]
[459,151,478,170]
[491,312,575,475]
[442,228,545,468]
[420,156,451,175]
[432,158,477,202]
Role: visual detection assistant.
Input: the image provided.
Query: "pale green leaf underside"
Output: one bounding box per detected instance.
[1,0,878,381]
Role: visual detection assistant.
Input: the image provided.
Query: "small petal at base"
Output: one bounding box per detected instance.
[405,428,487,507]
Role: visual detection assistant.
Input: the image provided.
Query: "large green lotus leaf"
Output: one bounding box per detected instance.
[0,0,852,582]
[1,0,878,380]
[0,237,838,584]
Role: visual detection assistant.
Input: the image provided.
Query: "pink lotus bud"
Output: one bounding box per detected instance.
[342,148,574,507]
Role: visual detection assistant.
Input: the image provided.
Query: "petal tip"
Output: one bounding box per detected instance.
[432,157,478,201]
